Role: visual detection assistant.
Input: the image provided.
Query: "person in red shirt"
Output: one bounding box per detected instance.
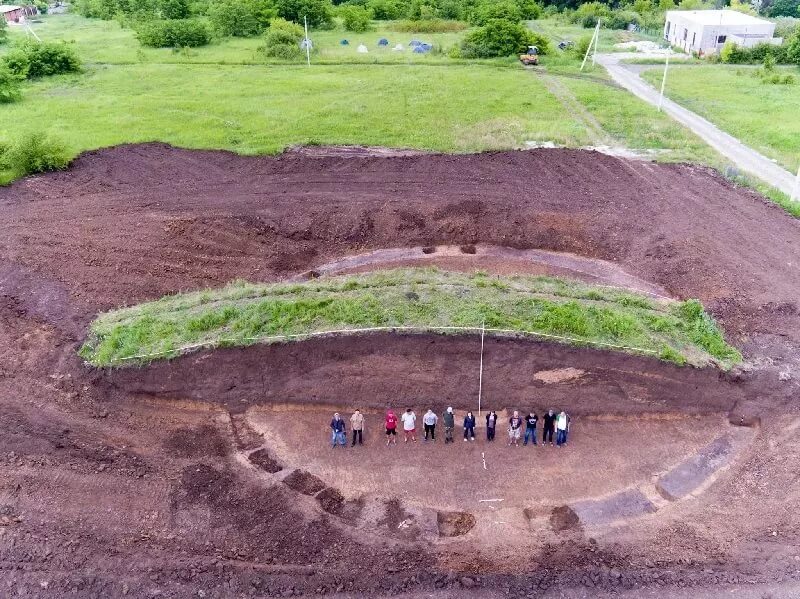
[385,409,398,446]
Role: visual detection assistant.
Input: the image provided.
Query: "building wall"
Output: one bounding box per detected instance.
[664,12,777,54]
[2,8,24,22]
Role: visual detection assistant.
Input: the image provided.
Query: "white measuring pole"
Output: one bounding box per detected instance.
[792,165,800,203]
[658,50,670,112]
[477,320,485,418]
[304,16,310,67]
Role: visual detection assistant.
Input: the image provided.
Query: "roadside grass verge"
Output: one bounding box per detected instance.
[79,268,741,369]
[641,64,800,173]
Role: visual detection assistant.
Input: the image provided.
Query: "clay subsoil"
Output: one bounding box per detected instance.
[2,144,800,598]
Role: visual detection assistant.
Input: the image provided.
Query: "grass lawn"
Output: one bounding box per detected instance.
[641,64,800,172]
[80,268,741,369]
[0,13,722,184]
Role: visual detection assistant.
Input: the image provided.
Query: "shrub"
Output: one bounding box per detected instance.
[34,0,48,13]
[394,18,467,32]
[339,4,371,31]
[770,0,799,17]
[75,0,120,19]
[159,0,189,18]
[572,1,610,28]
[516,0,542,20]
[605,9,640,30]
[788,31,800,65]
[469,1,522,26]
[207,0,276,36]
[3,41,82,79]
[1,132,71,177]
[774,17,800,40]
[136,18,211,47]
[275,0,334,28]
[0,64,23,104]
[262,17,306,59]
[0,19,8,46]
[460,18,535,58]
[365,0,404,19]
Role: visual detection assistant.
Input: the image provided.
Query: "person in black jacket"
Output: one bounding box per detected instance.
[485,410,498,441]
[543,409,556,446]
[330,413,346,448]
[524,412,538,446]
[463,412,476,441]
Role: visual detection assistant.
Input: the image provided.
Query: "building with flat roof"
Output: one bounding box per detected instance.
[664,10,781,55]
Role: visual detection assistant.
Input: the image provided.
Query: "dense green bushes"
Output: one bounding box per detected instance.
[719,33,800,66]
[0,65,23,104]
[136,18,212,46]
[461,18,535,58]
[3,41,81,78]
[207,0,276,36]
[339,4,372,31]
[394,18,468,31]
[275,0,333,27]
[0,132,71,178]
[261,17,307,59]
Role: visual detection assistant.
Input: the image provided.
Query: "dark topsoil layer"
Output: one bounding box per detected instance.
[2,143,798,341]
[2,145,800,597]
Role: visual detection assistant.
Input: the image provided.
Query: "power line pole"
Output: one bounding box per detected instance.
[792,165,800,203]
[658,49,670,112]
[304,16,310,67]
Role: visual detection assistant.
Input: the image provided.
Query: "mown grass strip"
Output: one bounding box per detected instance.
[79,268,741,369]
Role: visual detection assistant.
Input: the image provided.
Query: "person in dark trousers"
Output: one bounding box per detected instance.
[350,409,364,446]
[330,413,346,448]
[485,410,498,441]
[543,409,556,446]
[463,411,476,441]
[422,409,438,442]
[443,407,455,444]
[524,411,538,446]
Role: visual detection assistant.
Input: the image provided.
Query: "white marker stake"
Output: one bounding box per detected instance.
[580,23,598,71]
[304,16,310,67]
[658,50,670,112]
[477,320,485,418]
[482,452,487,470]
[792,165,800,203]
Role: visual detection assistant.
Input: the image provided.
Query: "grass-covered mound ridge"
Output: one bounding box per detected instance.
[79,268,741,368]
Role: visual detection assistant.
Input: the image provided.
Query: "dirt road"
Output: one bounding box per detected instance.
[596,52,799,196]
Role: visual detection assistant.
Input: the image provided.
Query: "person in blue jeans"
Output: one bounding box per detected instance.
[524,412,538,446]
[463,411,476,441]
[330,412,347,448]
[556,411,568,447]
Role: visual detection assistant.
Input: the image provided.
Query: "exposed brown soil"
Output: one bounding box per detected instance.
[1,144,800,597]
[247,448,283,473]
[550,505,582,532]
[282,469,328,496]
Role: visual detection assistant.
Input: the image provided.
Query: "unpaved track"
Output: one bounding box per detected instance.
[1,145,800,598]
[597,53,799,196]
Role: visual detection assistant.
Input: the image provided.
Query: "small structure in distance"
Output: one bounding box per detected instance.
[664,10,781,55]
[1,4,38,22]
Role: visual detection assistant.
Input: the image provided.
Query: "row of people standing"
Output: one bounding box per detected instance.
[330,408,570,447]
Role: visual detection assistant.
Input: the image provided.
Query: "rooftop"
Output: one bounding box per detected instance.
[666,9,774,26]
[0,5,23,10]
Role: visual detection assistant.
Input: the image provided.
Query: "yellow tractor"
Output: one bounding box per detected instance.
[519,45,539,66]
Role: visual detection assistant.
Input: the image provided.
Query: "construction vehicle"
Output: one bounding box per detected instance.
[519,45,539,66]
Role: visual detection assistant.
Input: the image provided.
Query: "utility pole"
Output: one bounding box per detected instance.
[658,49,670,112]
[581,21,600,71]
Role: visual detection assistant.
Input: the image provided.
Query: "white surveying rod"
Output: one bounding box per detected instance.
[304,16,310,67]
[477,320,485,418]
[792,165,800,203]
[658,50,670,112]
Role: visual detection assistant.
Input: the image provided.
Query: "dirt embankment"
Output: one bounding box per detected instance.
[1,143,798,343]
[99,333,741,416]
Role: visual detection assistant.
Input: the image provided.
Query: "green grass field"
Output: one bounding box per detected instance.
[0,14,722,183]
[80,268,741,369]
[642,64,800,172]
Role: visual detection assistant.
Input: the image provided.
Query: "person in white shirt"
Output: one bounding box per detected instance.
[422,409,438,442]
[400,408,417,443]
[556,411,569,447]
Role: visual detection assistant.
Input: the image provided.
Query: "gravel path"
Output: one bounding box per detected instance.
[596,52,799,197]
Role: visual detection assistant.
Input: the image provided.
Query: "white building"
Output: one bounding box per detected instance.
[664,10,781,55]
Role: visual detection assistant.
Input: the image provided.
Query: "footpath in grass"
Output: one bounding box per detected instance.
[641,64,800,173]
[80,268,741,369]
